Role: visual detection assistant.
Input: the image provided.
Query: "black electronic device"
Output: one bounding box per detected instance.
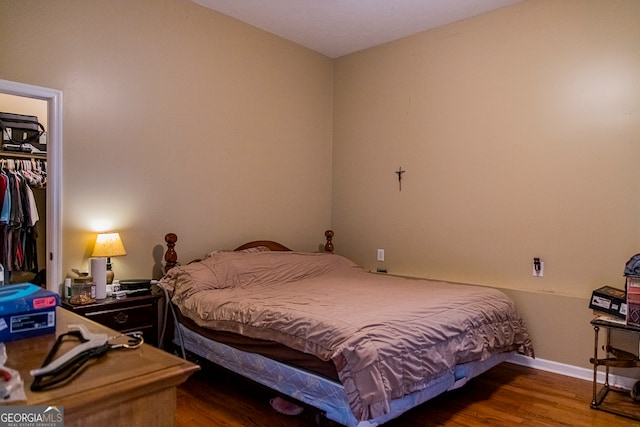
[119,279,152,295]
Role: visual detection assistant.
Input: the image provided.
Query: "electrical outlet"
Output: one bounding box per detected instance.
[377,249,385,262]
[533,258,544,277]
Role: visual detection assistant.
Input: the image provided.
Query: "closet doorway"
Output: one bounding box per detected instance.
[0,79,62,294]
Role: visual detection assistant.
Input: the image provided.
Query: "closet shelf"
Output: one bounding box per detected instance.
[0,151,46,160]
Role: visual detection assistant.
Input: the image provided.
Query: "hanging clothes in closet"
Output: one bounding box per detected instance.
[0,158,46,283]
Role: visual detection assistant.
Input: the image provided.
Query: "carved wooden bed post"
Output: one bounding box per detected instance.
[164,233,178,272]
[324,230,334,253]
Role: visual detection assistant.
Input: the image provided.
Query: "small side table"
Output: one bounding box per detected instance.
[590,316,640,420]
[61,293,161,347]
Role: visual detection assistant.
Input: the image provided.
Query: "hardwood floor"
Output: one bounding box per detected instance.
[176,362,639,426]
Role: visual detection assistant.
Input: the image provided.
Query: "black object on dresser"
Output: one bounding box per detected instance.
[61,293,161,347]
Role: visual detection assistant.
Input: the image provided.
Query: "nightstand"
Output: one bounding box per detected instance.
[61,293,161,347]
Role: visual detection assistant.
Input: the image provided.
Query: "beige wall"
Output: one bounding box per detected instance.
[333,0,640,367]
[1,0,639,370]
[0,0,334,280]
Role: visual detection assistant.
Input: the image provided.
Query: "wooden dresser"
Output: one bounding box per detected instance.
[0,307,199,426]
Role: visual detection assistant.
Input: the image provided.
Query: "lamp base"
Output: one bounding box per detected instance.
[106,269,114,285]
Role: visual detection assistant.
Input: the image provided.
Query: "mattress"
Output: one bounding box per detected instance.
[175,321,511,427]
[177,309,339,381]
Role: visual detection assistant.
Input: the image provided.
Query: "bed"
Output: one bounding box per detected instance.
[158,230,534,426]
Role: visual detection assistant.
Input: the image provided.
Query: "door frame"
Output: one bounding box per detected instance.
[0,79,63,294]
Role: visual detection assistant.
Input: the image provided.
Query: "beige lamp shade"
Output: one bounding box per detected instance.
[92,232,127,258]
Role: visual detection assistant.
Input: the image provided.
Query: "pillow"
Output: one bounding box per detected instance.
[157,260,238,300]
[157,246,277,297]
[163,251,359,297]
[203,245,271,259]
[204,251,358,288]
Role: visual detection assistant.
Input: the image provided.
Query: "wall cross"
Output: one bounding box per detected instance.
[395,167,405,191]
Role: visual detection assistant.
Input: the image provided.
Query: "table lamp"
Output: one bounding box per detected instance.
[92,232,127,284]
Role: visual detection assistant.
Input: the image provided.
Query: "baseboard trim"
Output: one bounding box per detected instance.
[507,353,637,390]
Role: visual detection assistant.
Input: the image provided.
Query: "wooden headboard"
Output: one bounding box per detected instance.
[234,240,292,252]
[163,230,335,272]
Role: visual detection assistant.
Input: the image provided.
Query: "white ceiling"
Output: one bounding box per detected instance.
[192,0,524,58]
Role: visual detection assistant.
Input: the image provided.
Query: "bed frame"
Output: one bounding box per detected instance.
[161,230,511,427]
[164,229,335,272]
